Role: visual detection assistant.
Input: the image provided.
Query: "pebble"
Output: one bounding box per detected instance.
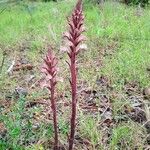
[15,87,28,97]
[143,88,150,99]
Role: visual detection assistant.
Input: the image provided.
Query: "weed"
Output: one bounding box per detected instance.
[62,0,86,149]
[41,49,59,149]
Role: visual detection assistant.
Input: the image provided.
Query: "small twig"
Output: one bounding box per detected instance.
[7,59,15,75]
[100,106,110,117]
[26,100,48,108]
[0,53,5,74]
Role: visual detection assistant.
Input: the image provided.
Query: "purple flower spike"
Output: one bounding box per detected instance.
[63,0,86,149]
[42,49,59,150]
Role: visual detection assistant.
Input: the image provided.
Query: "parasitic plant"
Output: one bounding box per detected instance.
[63,0,85,149]
[42,49,59,150]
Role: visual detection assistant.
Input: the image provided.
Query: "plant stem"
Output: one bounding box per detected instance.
[50,82,58,150]
[69,52,77,150]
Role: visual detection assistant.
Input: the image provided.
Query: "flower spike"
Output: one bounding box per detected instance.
[41,48,59,150]
[63,0,86,149]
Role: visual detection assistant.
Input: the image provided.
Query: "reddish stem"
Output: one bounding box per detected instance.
[50,82,58,150]
[63,1,84,149]
[42,50,59,150]
[69,52,77,150]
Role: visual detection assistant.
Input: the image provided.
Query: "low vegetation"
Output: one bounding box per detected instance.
[0,0,150,149]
